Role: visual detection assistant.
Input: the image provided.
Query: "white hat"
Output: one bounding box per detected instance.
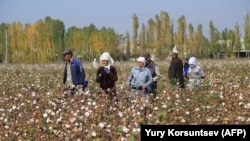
[100,52,115,65]
[137,56,145,63]
[188,57,197,66]
[172,50,178,54]
[100,54,110,61]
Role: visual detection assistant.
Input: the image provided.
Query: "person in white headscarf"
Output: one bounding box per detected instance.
[96,52,118,102]
[127,56,152,98]
[99,52,115,65]
[187,56,205,92]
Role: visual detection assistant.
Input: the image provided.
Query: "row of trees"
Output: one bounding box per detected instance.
[132,11,250,59]
[0,11,250,63]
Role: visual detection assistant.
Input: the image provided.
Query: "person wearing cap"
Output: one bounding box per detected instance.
[168,50,185,89]
[127,56,152,98]
[143,52,161,97]
[62,49,88,96]
[96,52,118,102]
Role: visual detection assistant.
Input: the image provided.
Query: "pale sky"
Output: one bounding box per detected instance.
[0,0,249,38]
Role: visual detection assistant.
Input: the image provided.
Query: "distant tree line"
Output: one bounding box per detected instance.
[0,11,250,63]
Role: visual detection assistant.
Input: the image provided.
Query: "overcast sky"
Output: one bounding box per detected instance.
[0,0,249,38]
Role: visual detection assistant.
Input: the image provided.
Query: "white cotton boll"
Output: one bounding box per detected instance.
[4,125,9,129]
[56,117,62,123]
[43,113,48,118]
[239,102,244,106]
[162,104,167,108]
[206,106,212,109]
[29,118,34,123]
[237,116,245,121]
[122,126,129,133]
[207,118,212,122]
[99,122,104,129]
[65,124,70,128]
[246,118,250,122]
[175,94,179,98]
[132,128,137,133]
[118,112,123,117]
[12,106,16,110]
[31,92,36,97]
[148,114,152,118]
[195,108,200,112]
[14,131,19,136]
[92,101,96,106]
[91,131,96,137]
[46,109,52,114]
[70,118,76,123]
[167,96,171,100]
[49,126,53,130]
[50,111,55,116]
[46,117,51,123]
[185,111,190,115]
[87,102,91,105]
[85,112,90,117]
[33,100,37,105]
[239,95,243,100]
[47,92,51,96]
[245,103,250,109]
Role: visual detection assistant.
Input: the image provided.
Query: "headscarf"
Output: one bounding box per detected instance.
[99,52,114,65]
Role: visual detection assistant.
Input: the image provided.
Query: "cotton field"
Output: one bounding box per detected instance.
[0,59,250,141]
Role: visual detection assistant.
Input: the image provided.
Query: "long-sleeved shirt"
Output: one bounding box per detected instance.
[63,57,86,86]
[128,66,152,89]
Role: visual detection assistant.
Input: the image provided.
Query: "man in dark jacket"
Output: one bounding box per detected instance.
[168,50,185,88]
[62,49,88,95]
[143,53,161,97]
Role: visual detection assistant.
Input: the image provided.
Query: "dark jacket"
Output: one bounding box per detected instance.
[168,57,185,85]
[96,66,118,89]
[63,57,86,85]
[145,61,156,78]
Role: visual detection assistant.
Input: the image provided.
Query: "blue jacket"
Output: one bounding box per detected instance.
[63,57,86,85]
[128,66,152,89]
